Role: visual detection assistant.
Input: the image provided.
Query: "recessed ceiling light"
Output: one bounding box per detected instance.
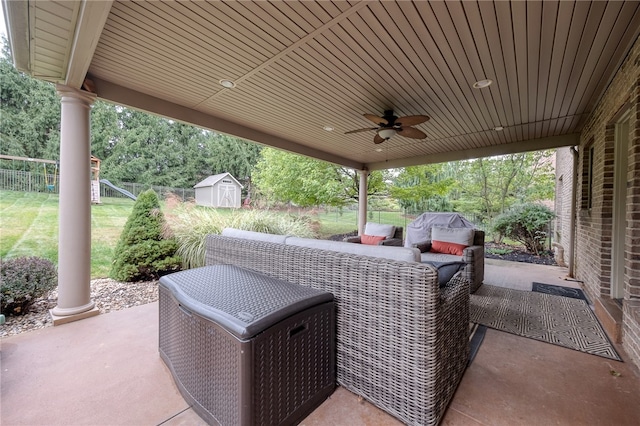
[323,126,334,132]
[375,148,383,152]
[219,79,236,88]
[493,126,504,131]
[473,79,493,89]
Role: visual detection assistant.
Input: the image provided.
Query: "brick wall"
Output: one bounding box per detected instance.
[576,34,640,368]
[554,147,574,266]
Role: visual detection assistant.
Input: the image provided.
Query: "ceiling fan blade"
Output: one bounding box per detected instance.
[345,127,378,134]
[364,114,389,126]
[373,133,385,144]
[395,115,430,126]
[397,126,427,139]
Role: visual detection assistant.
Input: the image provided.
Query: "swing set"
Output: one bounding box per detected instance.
[43,162,58,192]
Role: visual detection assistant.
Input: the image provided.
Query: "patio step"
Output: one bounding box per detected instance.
[595,297,623,343]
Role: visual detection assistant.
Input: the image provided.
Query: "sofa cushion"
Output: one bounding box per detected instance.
[421,252,463,263]
[286,237,420,263]
[430,227,474,256]
[361,234,386,245]
[424,261,466,287]
[364,222,396,239]
[221,228,288,244]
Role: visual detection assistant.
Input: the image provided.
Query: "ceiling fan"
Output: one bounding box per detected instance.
[345,110,430,144]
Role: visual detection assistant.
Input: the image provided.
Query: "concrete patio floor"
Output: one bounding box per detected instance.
[2,259,640,425]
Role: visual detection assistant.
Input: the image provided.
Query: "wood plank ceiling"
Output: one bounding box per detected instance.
[20,1,640,169]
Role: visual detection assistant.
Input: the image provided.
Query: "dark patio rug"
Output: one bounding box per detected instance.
[470,285,621,361]
[532,282,590,304]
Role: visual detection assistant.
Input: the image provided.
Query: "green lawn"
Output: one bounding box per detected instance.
[1,190,135,278]
[0,190,411,278]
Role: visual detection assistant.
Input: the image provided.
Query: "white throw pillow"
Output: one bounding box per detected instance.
[364,222,396,239]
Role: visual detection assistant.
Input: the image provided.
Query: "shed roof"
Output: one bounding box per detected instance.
[194,173,244,189]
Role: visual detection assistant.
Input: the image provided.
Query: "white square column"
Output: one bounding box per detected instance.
[50,85,99,324]
[358,170,368,235]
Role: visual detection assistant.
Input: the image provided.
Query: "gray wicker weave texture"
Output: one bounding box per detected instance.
[159,264,332,339]
[159,282,335,426]
[205,235,470,426]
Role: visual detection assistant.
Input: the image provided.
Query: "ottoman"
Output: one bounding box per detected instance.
[159,265,335,425]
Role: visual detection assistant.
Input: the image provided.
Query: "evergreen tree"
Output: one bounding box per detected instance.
[0,36,60,168]
[110,189,181,282]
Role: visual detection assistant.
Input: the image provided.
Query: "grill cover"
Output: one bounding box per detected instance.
[405,212,476,248]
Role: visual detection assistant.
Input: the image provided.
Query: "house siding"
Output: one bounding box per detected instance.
[576,34,640,368]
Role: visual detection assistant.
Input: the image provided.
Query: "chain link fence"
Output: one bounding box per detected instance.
[0,169,194,200]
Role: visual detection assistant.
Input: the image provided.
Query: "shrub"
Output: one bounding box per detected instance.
[167,205,315,269]
[492,203,555,255]
[110,189,181,282]
[0,256,57,315]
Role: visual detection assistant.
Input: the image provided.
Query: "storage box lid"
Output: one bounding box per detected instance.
[159,265,333,339]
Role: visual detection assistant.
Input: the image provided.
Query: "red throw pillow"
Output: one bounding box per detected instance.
[430,240,467,256]
[361,234,386,245]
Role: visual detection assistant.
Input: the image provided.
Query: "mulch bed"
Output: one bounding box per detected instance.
[484,242,557,266]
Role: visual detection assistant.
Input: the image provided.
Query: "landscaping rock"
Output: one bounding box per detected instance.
[0,278,158,338]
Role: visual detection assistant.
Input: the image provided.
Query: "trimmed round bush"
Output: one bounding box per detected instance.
[110,189,181,282]
[492,203,555,255]
[0,256,57,316]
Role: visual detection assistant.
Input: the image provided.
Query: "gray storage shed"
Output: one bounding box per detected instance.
[194,173,243,208]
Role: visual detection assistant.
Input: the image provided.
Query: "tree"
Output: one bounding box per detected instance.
[455,151,555,224]
[110,189,181,281]
[252,148,387,208]
[0,36,60,168]
[100,109,263,189]
[389,164,455,212]
[206,133,262,184]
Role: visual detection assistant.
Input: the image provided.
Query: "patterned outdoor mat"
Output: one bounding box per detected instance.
[470,285,621,361]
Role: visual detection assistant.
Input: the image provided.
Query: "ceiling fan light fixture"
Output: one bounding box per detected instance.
[219,79,236,88]
[473,79,492,89]
[378,128,397,140]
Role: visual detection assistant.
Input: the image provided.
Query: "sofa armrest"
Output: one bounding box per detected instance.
[462,244,484,293]
[343,236,362,243]
[412,240,432,253]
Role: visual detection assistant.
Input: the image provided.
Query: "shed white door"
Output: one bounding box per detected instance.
[219,184,236,207]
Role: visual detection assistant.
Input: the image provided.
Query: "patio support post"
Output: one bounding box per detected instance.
[358,169,368,235]
[50,85,99,325]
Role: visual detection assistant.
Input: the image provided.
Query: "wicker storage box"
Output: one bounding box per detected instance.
[159,265,335,426]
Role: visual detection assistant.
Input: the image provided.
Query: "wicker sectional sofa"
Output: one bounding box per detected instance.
[205,229,470,426]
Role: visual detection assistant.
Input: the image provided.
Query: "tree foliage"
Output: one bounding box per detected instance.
[389,164,455,212]
[453,151,555,223]
[252,148,387,207]
[100,111,262,189]
[110,189,181,281]
[0,36,60,169]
